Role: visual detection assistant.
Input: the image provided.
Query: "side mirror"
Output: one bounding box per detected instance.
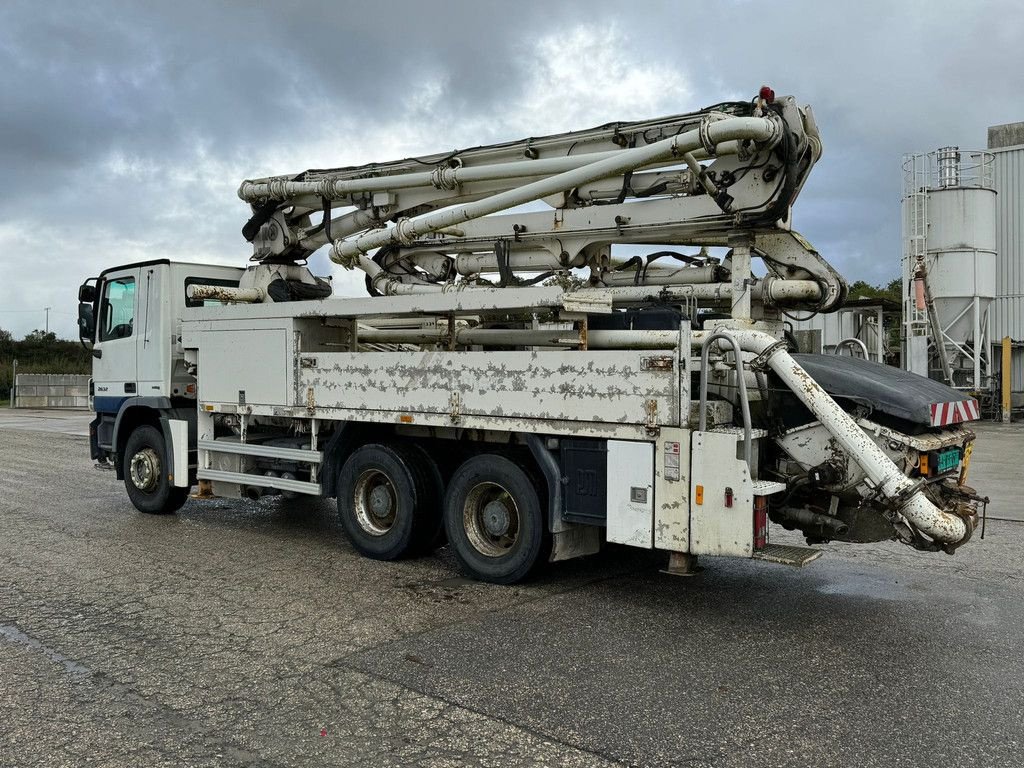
[78,301,95,340]
[78,283,96,303]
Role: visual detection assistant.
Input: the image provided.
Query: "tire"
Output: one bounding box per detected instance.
[443,454,550,584]
[122,425,189,515]
[336,443,440,560]
[402,442,447,552]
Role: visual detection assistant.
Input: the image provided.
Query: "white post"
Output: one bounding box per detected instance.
[728,233,753,321]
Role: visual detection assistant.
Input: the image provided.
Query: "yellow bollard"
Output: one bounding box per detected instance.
[1003,336,1012,424]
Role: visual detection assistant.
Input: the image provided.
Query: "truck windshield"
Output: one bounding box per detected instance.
[99,277,135,341]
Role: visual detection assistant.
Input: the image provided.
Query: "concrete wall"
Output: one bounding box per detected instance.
[14,374,90,409]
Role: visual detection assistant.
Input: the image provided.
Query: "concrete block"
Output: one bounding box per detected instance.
[11,374,92,408]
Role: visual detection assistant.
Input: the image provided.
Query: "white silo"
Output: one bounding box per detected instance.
[901,148,996,390]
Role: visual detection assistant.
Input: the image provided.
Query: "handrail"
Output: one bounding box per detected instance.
[698,331,753,471]
[835,337,869,358]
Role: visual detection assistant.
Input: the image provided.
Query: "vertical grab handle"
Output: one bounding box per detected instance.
[698,331,753,472]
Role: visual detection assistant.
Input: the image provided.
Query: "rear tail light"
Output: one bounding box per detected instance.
[754,496,768,550]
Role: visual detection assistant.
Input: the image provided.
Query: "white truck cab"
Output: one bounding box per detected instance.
[79,260,243,506]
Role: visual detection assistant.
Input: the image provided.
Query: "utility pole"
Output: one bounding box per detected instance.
[10,358,16,409]
[45,307,50,334]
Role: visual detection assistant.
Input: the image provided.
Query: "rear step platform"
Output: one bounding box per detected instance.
[752,544,823,567]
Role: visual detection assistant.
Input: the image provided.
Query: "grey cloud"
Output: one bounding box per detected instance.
[0,0,1021,338]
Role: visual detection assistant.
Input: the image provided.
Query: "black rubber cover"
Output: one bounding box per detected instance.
[791,353,975,426]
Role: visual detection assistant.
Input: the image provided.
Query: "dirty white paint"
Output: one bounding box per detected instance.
[688,430,754,558]
[605,440,654,547]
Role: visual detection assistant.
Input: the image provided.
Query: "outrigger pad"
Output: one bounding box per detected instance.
[792,353,980,428]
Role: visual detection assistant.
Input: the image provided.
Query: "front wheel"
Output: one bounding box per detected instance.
[444,454,550,584]
[122,425,188,514]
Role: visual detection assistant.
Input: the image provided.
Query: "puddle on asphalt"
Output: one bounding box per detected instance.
[0,622,92,680]
[435,576,476,588]
[816,576,907,602]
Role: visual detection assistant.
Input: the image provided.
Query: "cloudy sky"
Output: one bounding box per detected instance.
[1,0,1021,339]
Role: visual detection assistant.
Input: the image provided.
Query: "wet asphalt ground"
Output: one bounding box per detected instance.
[1,411,1023,767]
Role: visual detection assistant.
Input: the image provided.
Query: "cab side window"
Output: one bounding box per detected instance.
[99,277,136,341]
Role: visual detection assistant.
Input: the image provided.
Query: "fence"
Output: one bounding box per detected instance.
[14,374,90,409]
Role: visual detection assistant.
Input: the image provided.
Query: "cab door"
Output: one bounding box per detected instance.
[92,267,139,415]
[135,265,169,398]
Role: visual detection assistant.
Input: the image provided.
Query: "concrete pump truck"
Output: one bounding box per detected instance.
[78,88,985,583]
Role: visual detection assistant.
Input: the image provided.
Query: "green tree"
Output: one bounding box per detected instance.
[847,279,901,304]
[0,328,90,400]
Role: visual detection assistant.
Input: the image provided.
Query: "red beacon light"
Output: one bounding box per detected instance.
[758,85,775,104]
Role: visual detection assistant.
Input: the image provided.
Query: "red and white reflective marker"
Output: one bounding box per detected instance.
[929,399,980,426]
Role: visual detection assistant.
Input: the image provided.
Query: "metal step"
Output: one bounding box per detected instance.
[706,425,769,439]
[751,480,787,496]
[751,544,822,567]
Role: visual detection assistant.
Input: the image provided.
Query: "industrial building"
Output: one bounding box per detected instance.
[989,122,1024,398]
[794,121,1023,420]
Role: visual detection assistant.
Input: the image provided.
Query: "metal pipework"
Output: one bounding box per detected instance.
[401,249,585,277]
[331,115,781,265]
[358,327,580,347]
[186,284,265,303]
[697,332,753,471]
[599,280,822,306]
[692,328,970,547]
[600,264,723,286]
[238,142,743,204]
[360,256,825,308]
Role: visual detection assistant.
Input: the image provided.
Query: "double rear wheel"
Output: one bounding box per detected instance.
[336,446,550,583]
[443,454,550,584]
[336,443,443,560]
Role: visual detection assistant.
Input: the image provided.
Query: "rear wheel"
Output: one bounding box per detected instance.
[336,443,441,560]
[444,454,550,584]
[123,425,188,514]
[403,442,446,551]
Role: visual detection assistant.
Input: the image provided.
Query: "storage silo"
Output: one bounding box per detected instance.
[901,148,996,390]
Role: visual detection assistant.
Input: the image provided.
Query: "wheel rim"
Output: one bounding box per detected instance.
[463,482,520,557]
[353,469,398,535]
[129,447,161,493]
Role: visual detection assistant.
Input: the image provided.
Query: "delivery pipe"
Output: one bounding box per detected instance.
[331,116,781,265]
[238,141,744,204]
[692,328,970,546]
[186,285,265,303]
[600,264,722,286]
[361,257,824,307]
